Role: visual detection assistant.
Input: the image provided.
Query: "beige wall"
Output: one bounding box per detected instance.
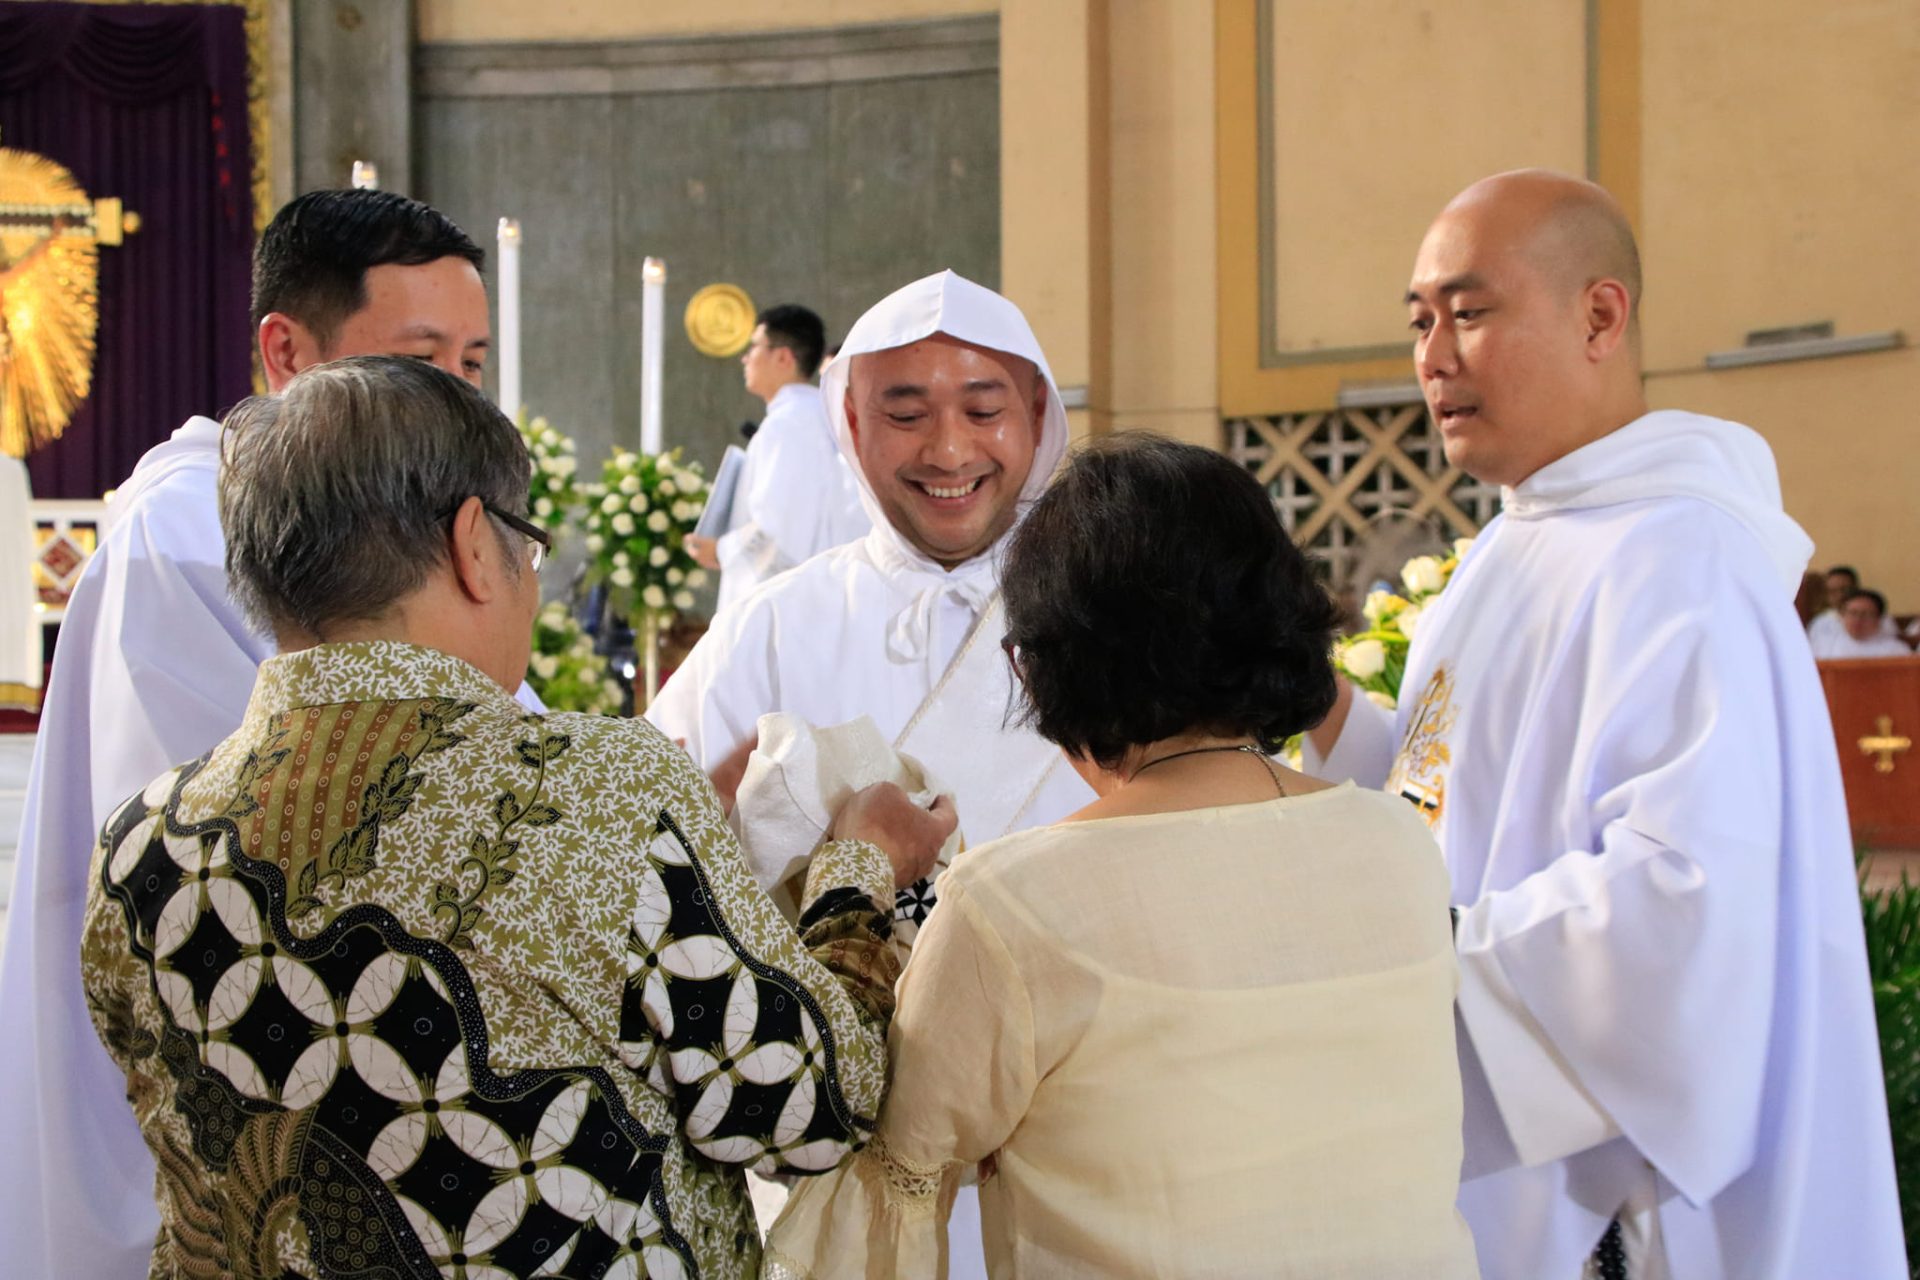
[1264,0,1585,355]
[1104,1,1219,447]
[1639,0,1920,606]
[418,0,994,42]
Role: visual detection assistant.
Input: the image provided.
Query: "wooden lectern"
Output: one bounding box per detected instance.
[1819,656,1920,849]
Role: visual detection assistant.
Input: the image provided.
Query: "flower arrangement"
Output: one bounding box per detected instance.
[526,601,626,715]
[1333,537,1475,707]
[517,413,585,538]
[582,447,711,620]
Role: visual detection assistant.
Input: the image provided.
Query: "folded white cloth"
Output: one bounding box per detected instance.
[730,712,962,940]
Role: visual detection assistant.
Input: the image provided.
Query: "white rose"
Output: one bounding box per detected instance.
[647,511,669,533]
[540,601,567,624]
[532,654,559,679]
[1362,589,1401,627]
[667,567,684,585]
[534,496,554,517]
[671,501,692,522]
[614,549,631,566]
[619,474,641,495]
[642,584,667,610]
[552,455,576,477]
[673,590,694,610]
[599,492,622,514]
[540,427,559,445]
[611,567,635,588]
[628,493,648,514]
[687,568,709,588]
[585,534,605,553]
[571,638,592,657]
[611,512,635,536]
[1452,536,1475,562]
[1341,637,1387,680]
[649,546,669,567]
[1401,555,1445,596]
[539,456,562,476]
[1365,690,1397,710]
[658,478,677,497]
[1397,602,1424,640]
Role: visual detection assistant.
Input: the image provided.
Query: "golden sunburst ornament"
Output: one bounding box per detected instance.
[0,141,139,457]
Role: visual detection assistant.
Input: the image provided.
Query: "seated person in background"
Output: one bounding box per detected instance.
[1811,588,1913,659]
[765,434,1477,1279]
[81,356,952,1280]
[1808,563,1898,645]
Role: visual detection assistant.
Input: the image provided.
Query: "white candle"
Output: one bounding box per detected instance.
[640,257,666,455]
[350,160,379,190]
[496,218,522,417]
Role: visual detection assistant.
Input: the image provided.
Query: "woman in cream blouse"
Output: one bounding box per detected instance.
[766,435,1477,1278]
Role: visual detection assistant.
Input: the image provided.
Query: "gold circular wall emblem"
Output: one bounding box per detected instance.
[684,283,756,357]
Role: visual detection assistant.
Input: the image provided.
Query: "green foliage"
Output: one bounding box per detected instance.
[1861,860,1920,1276]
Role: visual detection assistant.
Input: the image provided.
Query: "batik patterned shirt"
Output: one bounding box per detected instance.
[80,640,900,1280]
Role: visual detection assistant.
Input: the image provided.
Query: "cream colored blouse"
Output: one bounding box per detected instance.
[765,782,1479,1279]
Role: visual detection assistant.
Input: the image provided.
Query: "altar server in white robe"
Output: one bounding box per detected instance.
[650,270,1096,1278]
[688,303,870,613]
[0,189,535,1280]
[1308,170,1904,1280]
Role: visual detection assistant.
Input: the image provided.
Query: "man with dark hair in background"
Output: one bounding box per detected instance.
[0,188,531,1280]
[1811,587,1912,658]
[1807,562,1899,647]
[688,303,868,613]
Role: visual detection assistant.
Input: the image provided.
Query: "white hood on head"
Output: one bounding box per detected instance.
[820,270,1071,568]
[1502,409,1814,593]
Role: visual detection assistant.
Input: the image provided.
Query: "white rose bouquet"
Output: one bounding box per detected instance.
[582,447,711,622]
[1332,537,1475,706]
[526,601,626,716]
[516,413,585,538]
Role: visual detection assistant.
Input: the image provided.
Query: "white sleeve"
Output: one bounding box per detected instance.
[646,601,778,771]
[1452,552,1800,1206]
[1301,689,1397,787]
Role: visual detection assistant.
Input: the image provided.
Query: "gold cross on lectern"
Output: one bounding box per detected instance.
[1860,716,1913,775]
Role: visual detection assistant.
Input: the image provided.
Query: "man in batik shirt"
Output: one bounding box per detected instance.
[80,355,951,1279]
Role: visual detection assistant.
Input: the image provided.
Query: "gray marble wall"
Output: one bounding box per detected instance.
[413,17,1000,491]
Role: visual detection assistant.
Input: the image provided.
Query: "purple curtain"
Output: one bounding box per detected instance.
[0,1,254,498]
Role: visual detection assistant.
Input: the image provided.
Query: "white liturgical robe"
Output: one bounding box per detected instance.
[715,381,869,614]
[0,417,548,1279]
[1809,625,1911,660]
[0,416,272,1277]
[650,271,1096,1280]
[1313,410,1905,1279]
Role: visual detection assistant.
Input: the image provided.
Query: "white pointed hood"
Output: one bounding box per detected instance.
[820,270,1071,570]
[1501,409,1814,593]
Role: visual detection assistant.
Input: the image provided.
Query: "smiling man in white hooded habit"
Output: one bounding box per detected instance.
[650,270,1094,1276]
[1308,170,1904,1279]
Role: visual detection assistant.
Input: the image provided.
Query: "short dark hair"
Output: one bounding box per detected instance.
[1827,565,1860,584]
[1845,588,1887,617]
[220,356,531,639]
[1001,433,1343,770]
[251,189,486,346]
[757,304,827,379]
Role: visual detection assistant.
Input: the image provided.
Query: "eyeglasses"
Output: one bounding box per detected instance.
[442,500,551,573]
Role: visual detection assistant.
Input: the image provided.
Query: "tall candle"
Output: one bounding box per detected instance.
[496,218,522,417]
[640,257,666,455]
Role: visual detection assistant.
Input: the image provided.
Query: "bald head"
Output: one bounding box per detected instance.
[1443,169,1641,330]
[1405,169,1650,487]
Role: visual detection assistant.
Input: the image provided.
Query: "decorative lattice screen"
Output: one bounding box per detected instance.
[1225,403,1502,592]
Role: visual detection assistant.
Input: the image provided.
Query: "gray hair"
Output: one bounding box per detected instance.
[220,355,532,639]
